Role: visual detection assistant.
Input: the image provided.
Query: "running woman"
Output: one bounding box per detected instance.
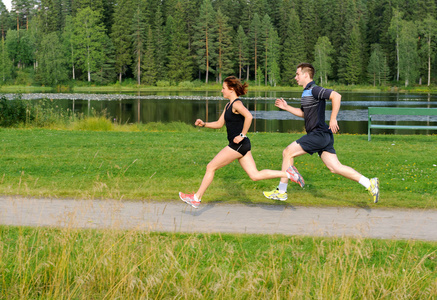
[263,63,380,203]
[179,76,296,208]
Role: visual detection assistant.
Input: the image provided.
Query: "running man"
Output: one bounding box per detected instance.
[263,63,380,203]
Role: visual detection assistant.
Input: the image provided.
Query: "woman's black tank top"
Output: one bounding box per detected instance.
[224,99,245,143]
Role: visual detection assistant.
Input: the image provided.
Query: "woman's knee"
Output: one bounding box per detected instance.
[248,173,262,181]
[206,162,218,173]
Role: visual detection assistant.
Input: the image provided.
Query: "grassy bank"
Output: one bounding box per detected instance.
[0,225,435,298]
[3,82,437,93]
[0,126,435,208]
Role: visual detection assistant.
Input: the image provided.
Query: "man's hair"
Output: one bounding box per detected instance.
[297,63,315,79]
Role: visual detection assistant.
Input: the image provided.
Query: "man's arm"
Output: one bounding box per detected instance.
[275,98,304,118]
[329,91,341,133]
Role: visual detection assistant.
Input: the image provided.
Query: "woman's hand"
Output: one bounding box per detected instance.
[195,119,205,127]
[233,135,244,144]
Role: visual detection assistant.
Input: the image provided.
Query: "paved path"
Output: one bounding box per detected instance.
[1,196,437,241]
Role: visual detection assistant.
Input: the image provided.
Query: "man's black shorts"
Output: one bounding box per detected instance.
[296,131,336,156]
[228,137,251,156]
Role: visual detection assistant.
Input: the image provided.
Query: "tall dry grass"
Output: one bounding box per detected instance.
[1,225,436,299]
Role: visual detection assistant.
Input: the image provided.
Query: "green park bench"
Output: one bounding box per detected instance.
[367,107,437,141]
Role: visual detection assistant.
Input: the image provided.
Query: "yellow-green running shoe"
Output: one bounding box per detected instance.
[263,188,287,201]
[367,178,379,203]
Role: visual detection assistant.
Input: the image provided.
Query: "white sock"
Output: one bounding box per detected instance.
[359,176,371,189]
[278,182,288,193]
[194,194,200,201]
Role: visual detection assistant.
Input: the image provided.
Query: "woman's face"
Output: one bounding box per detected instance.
[221,82,234,99]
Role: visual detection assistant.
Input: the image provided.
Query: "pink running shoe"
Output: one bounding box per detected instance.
[179,192,200,208]
[286,166,305,188]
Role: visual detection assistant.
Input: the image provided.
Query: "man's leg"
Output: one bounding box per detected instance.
[263,141,307,200]
[320,151,362,181]
[320,151,380,203]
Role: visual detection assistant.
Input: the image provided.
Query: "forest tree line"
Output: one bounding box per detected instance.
[0,0,437,87]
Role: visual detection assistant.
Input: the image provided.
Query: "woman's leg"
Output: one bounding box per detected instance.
[238,151,288,181]
[195,146,242,199]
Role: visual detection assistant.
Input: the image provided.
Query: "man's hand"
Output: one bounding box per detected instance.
[275,98,288,110]
[329,119,340,133]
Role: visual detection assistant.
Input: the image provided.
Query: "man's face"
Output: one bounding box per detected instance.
[294,68,307,86]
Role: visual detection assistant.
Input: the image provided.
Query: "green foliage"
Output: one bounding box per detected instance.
[111,0,134,83]
[236,25,249,80]
[165,3,193,83]
[0,96,29,126]
[193,0,217,83]
[367,43,390,86]
[72,7,107,82]
[3,0,437,86]
[313,36,334,86]
[36,32,68,85]
[399,20,419,86]
[215,9,234,83]
[0,36,12,83]
[281,9,305,86]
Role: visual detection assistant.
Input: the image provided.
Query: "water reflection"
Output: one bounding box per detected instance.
[5,91,437,134]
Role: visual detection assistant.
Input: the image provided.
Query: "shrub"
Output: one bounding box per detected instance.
[156,80,171,87]
[178,81,194,89]
[0,96,31,127]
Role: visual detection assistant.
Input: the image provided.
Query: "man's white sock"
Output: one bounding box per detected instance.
[359,176,371,189]
[278,182,288,193]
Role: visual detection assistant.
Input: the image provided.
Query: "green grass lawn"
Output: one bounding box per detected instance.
[0,127,435,208]
[1,127,436,298]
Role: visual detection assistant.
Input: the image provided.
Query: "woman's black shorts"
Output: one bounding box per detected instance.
[228,137,251,156]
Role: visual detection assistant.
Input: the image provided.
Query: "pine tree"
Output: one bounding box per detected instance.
[342,24,363,84]
[131,0,147,85]
[62,15,75,79]
[38,0,63,33]
[215,9,233,83]
[0,2,9,38]
[235,25,248,80]
[141,25,157,85]
[12,0,38,30]
[111,0,133,83]
[193,0,216,83]
[367,43,385,86]
[153,5,167,80]
[267,27,280,86]
[261,14,272,85]
[313,36,334,86]
[166,1,192,83]
[249,13,261,81]
[281,9,305,85]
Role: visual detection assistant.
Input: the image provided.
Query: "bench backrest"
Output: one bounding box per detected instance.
[368,107,437,116]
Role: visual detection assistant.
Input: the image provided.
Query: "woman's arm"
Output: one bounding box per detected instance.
[232,100,253,143]
[195,109,226,129]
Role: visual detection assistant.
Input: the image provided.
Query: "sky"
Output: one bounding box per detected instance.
[3,0,11,11]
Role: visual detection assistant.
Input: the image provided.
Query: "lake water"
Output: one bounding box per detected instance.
[8,91,437,134]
